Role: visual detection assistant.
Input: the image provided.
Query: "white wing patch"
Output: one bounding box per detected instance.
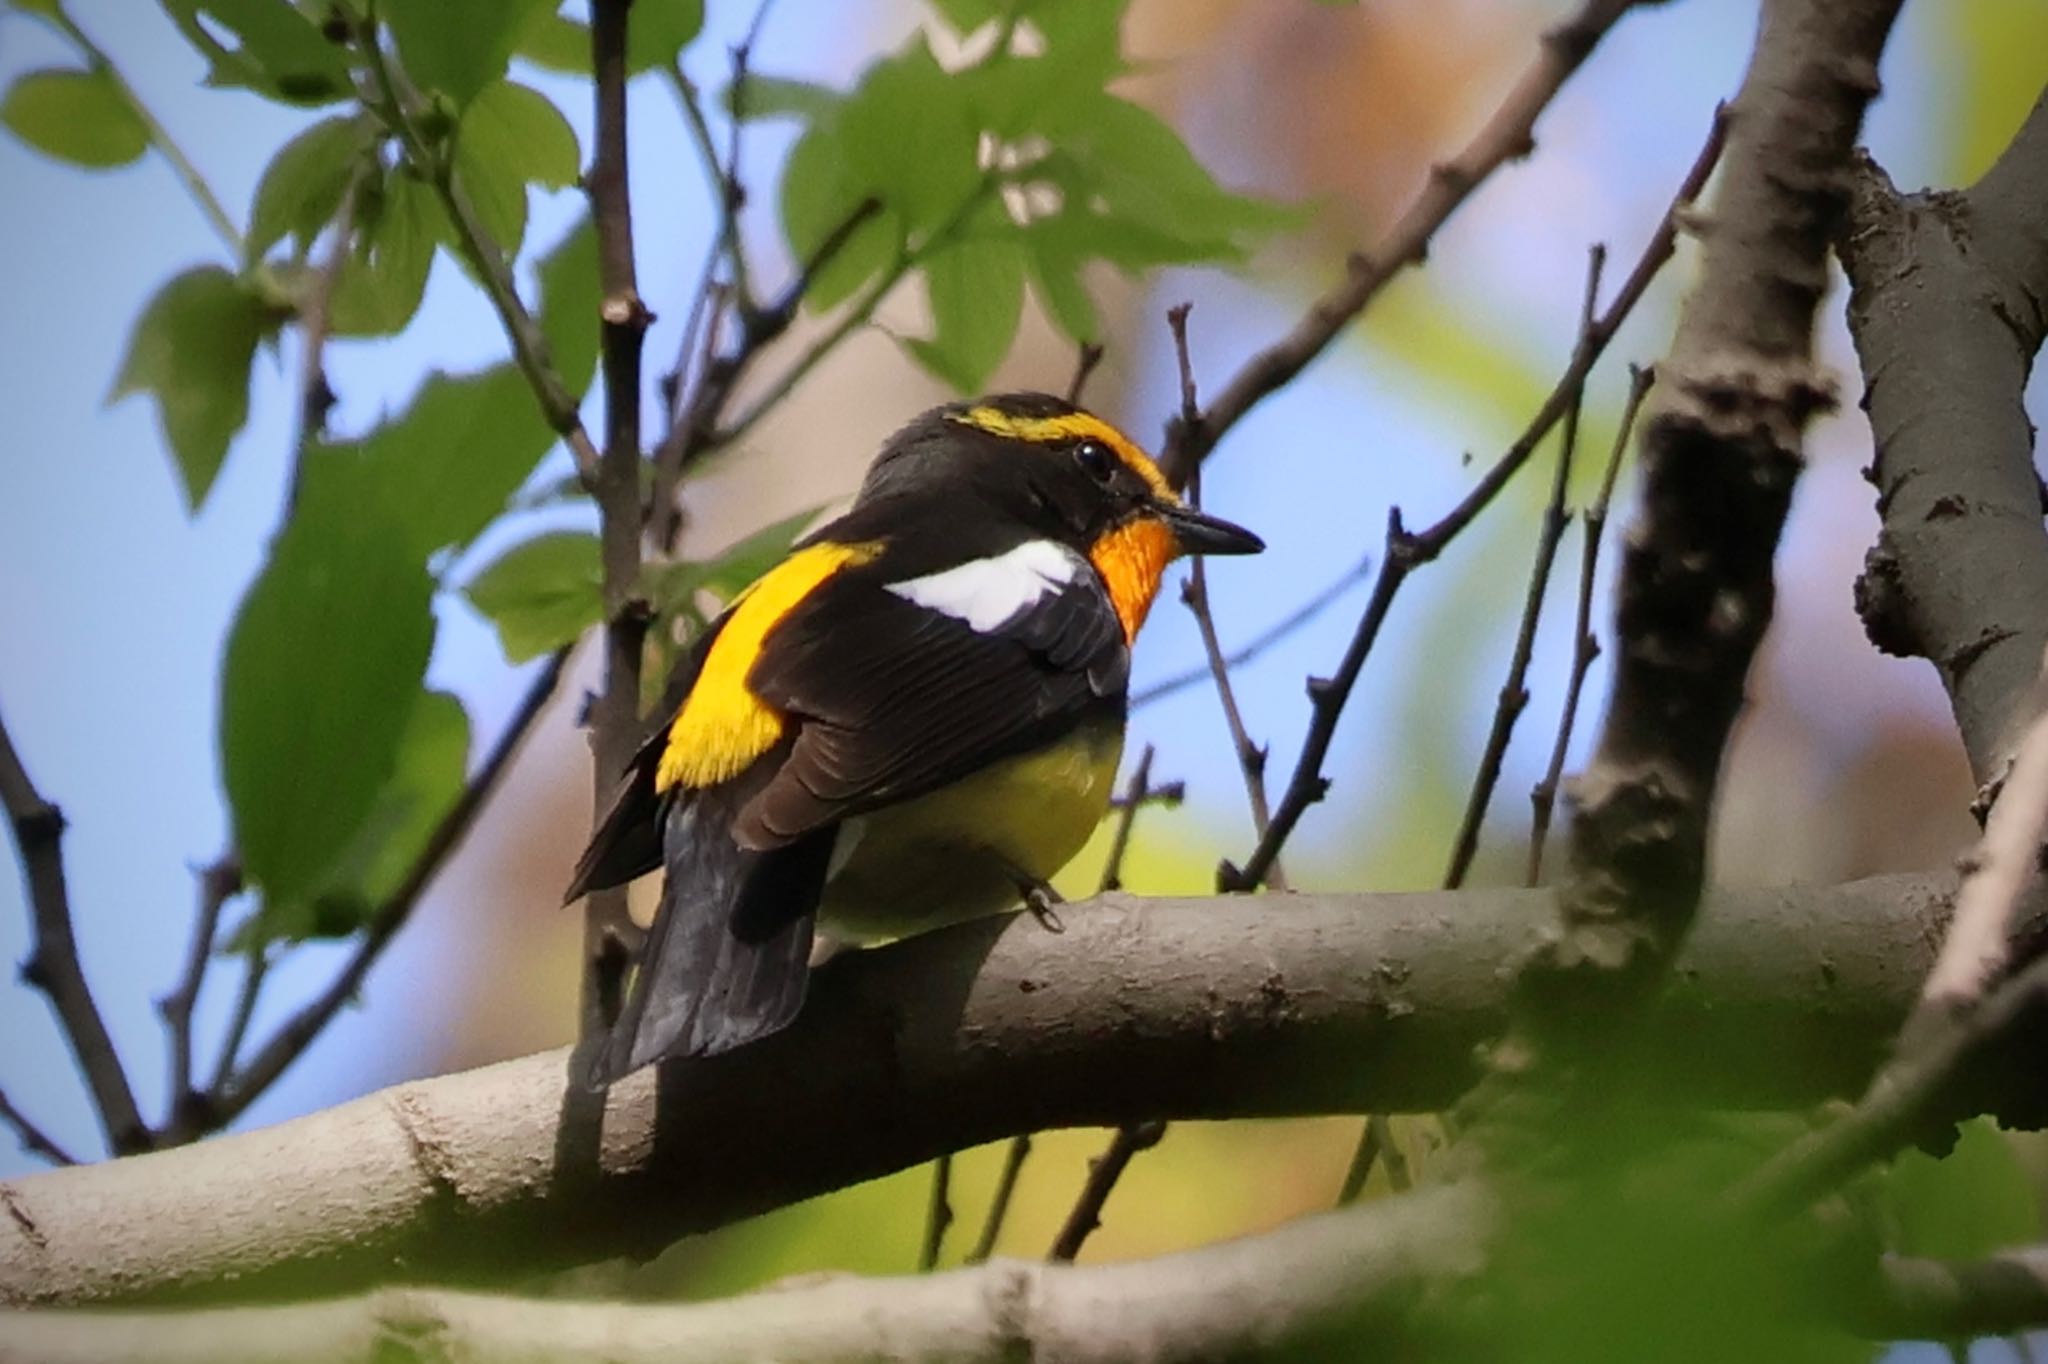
[885,538,1082,633]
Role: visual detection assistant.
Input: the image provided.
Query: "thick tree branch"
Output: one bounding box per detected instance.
[0,704,146,1156]
[1843,87,2048,786]
[1158,0,1653,487]
[1509,0,1903,1047]
[0,874,1962,1306]
[0,1182,1492,1364]
[580,0,652,1031]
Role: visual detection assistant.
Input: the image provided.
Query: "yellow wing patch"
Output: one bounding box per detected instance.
[949,406,1174,500]
[655,540,883,794]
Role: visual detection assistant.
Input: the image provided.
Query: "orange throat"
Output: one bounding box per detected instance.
[1089,519,1176,642]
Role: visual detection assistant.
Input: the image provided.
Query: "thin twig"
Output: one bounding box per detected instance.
[50,8,242,257]
[208,648,572,1127]
[964,1132,1032,1264]
[1097,745,1157,895]
[282,173,363,518]
[1066,342,1106,404]
[713,181,992,451]
[206,946,266,1099]
[0,701,148,1155]
[158,855,240,1134]
[1158,0,1654,487]
[1132,557,1373,709]
[1167,305,1284,888]
[1337,1110,1384,1204]
[1918,650,2048,1010]
[0,1087,76,1167]
[1734,946,2048,1220]
[971,748,1159,1264]
[1442,244,1605,890]
[1225,110,1724,893]
[1048,1119,1166,1262]
[1527,362,1653,885]
[919,1151,953,1271]
[581,0,653,1037]
[648,196,882,545]
[358,21,602,485]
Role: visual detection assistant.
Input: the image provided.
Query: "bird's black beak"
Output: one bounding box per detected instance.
[1154,499,1265,556]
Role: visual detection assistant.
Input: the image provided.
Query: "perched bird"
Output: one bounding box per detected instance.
[566,392,1262,1086]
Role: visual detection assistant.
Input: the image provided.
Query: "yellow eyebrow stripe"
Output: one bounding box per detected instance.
[655,539,883,794]
[949,406,1174,500]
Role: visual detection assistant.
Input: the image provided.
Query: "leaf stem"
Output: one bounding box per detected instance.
[49,6,244,258]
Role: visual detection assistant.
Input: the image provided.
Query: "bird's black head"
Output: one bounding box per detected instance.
[857,392,1262,639]
[860,392,1264,560]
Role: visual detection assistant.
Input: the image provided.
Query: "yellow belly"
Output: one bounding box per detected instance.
[817,719,1124,943]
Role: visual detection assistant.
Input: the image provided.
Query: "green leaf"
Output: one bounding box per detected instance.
[111,265,275,511]
[1053,94,1295,252]
[725,74,841,123]
[780,119,900,312]
[515,13,587,74]
[452,79,580,259]
[160,0,353,106]
[464,531,604,662]
[1886,1118,2041,1261]
[1024,219,1099,343]
[300,215,598,559]
[537,215,601,390]
[642,506,824,612]
[4,0,65,18]
[382,0,554,107]
[1,67,148,167]
[836,35,980,236]
[957,54,1115,141]
[298,366,552,561]
[328,168,443,336]
[513,1,703,75]
[625,0,703,73]
[923,0,1001,30]
[908,224,1025,392]
[255,688,470,943]
[221,497,436,906]
[247,113,374,262]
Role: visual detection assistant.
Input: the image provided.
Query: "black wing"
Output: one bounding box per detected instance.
[733,552,1129,849]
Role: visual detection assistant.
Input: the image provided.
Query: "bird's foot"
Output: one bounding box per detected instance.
[999,862,1066,933]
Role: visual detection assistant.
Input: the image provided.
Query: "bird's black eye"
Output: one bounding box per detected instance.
[1073,439,1115,483]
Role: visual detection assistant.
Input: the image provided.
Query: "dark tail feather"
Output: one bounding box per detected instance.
[583,794,833,1088]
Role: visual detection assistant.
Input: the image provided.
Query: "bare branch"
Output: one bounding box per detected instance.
[0,1182,1493,1363]
[0,874,1965,1305]
[580,0,654,1035]
[1065,342,1107,404]
[1527,363,1653,885]
[0,703,146,1156]
[1223,115,1724,892]
[1158,0,1654,487]
[1918,652,2048,1009]
[1049,1119,1165,1263]
[1842,89,2048,786]
[1167,306,1283,888]
[158,856,240,1136]
[964,1133,1031,1265]
[1510,0,1904,1049]
[0,1088,76,1168]
[1131,557,1372,710]
[1443,244,1604,890]
[919,1151,953,1272]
